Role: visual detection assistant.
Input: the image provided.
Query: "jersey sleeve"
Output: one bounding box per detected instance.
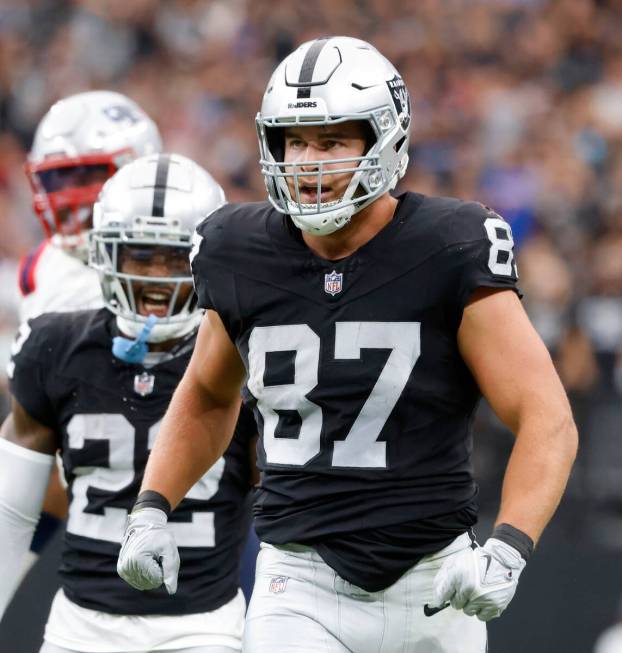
[190,207,241,341]
[7,318,57,428]
[224,403,257,492]
[233,402,258,448]
[190,226,216,311]
[443,202,521,328]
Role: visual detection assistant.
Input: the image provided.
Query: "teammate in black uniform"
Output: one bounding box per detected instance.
[117,38,578,652]
[0,153,255,653]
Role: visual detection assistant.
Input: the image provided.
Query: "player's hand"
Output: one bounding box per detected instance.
[116,507,180,594]
[431,538,526,621]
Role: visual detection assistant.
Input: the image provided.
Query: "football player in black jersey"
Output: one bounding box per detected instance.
[0,153,256,653]
[117,37,578,652]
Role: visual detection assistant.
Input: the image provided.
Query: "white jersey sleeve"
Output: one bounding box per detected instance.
[18,241,103,322]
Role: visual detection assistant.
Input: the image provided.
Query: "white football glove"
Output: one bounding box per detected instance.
[116,507,180,594]
[432,538,526,621]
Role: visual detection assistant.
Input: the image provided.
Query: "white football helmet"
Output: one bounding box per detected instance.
[89,153,226,343]
[25,90,162,257]
[256,36,411,236]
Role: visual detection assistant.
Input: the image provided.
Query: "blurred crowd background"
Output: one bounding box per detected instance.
[0,1,621,651]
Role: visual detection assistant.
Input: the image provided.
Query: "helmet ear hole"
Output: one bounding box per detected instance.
[393,136,406,153]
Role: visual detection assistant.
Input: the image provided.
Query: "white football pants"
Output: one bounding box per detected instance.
[40,587,245,653]
[40,646,238,653]
[243,532,487,653]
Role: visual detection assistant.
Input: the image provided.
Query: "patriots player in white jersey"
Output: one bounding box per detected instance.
[19,90,162,321]
[117,38,578,652]
[1,154,256,653]
[4,90,163,617]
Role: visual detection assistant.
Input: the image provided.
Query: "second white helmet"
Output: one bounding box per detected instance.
[89,153,226,343]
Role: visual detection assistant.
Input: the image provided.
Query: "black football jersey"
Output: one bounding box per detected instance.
[191,192,520,591]
[9,309,255,615]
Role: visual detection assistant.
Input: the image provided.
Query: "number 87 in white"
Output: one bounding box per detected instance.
[247,321,421,469]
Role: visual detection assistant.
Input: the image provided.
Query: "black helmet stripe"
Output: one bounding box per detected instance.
[152,154,171,217]
[297,38,330,99]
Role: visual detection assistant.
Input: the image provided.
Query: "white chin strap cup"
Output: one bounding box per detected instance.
[116,312,202,344]
[287,202,356,236]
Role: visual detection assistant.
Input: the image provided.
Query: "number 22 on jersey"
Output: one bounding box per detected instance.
[66,414,224,546]
[248,321,421,469]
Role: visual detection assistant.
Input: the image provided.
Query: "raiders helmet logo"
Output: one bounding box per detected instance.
[387,75,411,131]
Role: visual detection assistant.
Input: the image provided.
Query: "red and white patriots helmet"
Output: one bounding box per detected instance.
[25,90,162,257]
[90,153,225,343]
[257,36,411,236]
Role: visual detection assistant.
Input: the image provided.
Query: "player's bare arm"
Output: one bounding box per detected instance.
[430,287,578,621]
[140,309,247,510]
[1,398,58,455]
[458,287,578,544]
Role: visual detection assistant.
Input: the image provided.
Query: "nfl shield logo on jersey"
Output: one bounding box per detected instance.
[134,372,155,396]
[324,270,343,296]
[269,576,288,594]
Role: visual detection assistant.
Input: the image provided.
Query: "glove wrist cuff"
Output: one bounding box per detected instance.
[133,490,171,517]
[491,523,534,561]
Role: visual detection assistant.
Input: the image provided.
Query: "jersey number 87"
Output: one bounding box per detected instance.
[248,321,421,469]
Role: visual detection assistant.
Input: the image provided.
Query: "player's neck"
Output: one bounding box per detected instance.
[300,194,398,261]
